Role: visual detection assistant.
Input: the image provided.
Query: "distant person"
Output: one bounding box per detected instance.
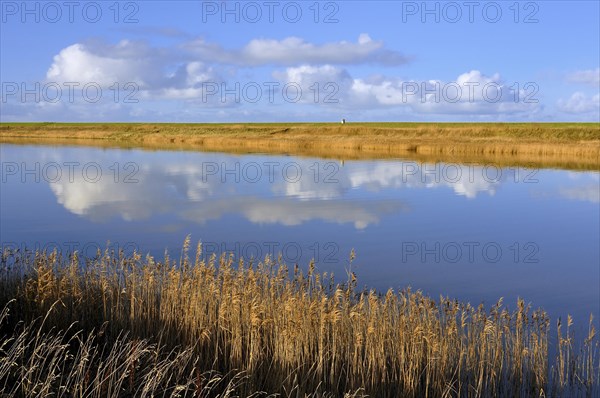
[341,118,346,124]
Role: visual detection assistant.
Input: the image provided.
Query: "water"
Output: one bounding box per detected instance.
[1,143,598,331]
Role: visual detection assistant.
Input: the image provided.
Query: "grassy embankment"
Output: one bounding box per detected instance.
[1,122,599,170]
[0,242,597,397]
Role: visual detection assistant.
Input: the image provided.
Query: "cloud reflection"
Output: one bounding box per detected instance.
[29,149,572,227]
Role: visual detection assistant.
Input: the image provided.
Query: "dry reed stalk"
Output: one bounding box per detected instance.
[0,244,597,397]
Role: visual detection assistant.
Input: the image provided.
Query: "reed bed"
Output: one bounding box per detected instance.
[2,122,599,171]
[0,241,598,397]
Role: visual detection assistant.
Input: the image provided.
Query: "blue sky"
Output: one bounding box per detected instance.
[1,0,599,122]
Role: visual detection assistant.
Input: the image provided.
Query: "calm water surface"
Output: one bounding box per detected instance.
[1,144,598,331]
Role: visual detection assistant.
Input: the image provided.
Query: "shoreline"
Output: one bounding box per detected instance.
[1,122,599,171]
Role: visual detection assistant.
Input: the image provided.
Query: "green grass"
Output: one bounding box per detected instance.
[2,121,599,140]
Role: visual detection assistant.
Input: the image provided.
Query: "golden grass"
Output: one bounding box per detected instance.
[1,122,599,171]
[0,241,598,397]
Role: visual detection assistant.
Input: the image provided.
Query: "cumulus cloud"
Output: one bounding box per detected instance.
[557,92,600,114]
[271,65,354,104]
[45,40,227,103]
[272,67,540,115]
[184,34,408,66]
[363,70,539,115]
[566,68,600,87]
[46,40,174,88]
[0,34,555,121]
[40,34,404,105]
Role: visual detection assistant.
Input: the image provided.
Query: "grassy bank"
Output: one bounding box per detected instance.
[1,122,599,171]
[0,242,598,397]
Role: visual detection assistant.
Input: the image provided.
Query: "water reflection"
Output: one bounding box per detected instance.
[1,144,598,328]
[31,149,535,225]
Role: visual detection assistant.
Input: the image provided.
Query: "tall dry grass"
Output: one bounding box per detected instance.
[0,240,598,397]
[1,122,599,171]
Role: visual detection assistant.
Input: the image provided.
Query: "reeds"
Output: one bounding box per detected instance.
[0,242,598,397]
[1,122,599,171]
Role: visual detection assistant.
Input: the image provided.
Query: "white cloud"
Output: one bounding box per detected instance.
[272,65,354,104]
[557,92,600,114]
[41,35,404,105]
[566,68,600,87]
[0,34,571,121]
[45,40,222,101]
[47,41,166,88]
[185,34,408,66]
[273,66,540,115]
